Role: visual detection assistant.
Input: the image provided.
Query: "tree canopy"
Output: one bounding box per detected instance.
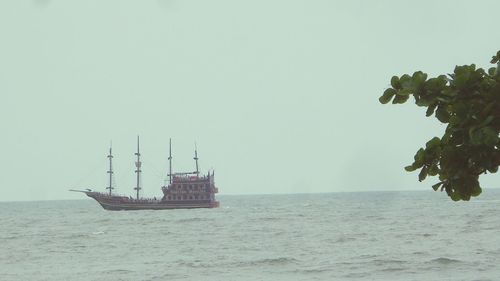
[379,51,500,201]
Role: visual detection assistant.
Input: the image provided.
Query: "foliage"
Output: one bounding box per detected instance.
[379,51,500,201]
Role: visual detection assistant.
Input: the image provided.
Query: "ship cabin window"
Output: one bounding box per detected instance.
[177,196,181,200]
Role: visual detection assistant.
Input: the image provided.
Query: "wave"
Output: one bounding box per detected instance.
[290,266,333,274]
[2,235,21,240]
[373,259,407,266]
[430,257,462,264]
[94,218,112,223]
[233,257,299,267]
[259,217,281,222]
[175,217,213,223]
[379,266,407,272]
[412,251,426,255]
[335,236,356,243]
[61,233,91,239]
[102,269,134,274]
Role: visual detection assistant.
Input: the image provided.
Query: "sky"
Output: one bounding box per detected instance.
[1,0,500,201]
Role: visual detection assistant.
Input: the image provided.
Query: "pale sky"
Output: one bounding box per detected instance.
[1,0,500,201]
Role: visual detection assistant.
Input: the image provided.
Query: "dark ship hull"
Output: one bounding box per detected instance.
[86,191,218,210]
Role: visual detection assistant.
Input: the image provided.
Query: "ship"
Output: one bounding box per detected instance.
[70,137,219,210]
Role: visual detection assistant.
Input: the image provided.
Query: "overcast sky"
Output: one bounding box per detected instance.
[1,0,500,201]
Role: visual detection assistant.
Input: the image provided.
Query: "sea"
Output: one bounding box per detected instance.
[1,190,500,281]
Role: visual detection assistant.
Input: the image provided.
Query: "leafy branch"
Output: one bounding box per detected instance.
[380,51,500,201]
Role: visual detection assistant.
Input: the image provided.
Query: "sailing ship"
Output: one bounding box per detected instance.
[70,137,219,210]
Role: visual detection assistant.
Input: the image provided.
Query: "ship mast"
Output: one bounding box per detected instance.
[134,136,142,200]
[168,138,172,184]
[106,144,114,196]
[194,142,199,177]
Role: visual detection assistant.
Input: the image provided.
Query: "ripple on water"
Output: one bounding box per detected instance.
[429,257,462,265]
[232,257,299,267]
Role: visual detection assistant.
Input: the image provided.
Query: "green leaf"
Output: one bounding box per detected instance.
[392,94,409,104]
[400,74,412,89]
[441,131,452,144]
[453,66,472,89]
[482,115,494,127]
[470,127,499,146]
[435,106,450,123]
[396,89,412,96]
[432,181,443,191]
[379,88,396,104]
[442,88,457,97]
[418,166,428,182]
[452,102,468,118]
[471,185,482,197]
[428,164,439,176]
[405,165,417,172]
[450,191,461,201]
[426,104,437,117]
[482,127,499,146]
[426,137,441,149]
[491,51,500,64]
[414,148,425,166]
[449,116,460,125]
[469,128,480,145]
[487,166,498,173]
[412,71,427,88]
[391,76,400,89]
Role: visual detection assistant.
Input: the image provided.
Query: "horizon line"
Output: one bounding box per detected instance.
[4,187,500,203]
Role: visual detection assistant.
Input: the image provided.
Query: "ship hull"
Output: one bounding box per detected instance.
[96,200,219,211]
[85,192,219,211]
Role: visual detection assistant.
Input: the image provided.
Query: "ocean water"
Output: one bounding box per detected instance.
[1,190,500,281]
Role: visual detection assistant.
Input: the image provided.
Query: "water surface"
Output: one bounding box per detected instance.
[1,190,499,280]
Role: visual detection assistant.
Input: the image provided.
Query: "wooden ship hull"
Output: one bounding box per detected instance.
[73,191,219,211]
[71,137,219,211]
